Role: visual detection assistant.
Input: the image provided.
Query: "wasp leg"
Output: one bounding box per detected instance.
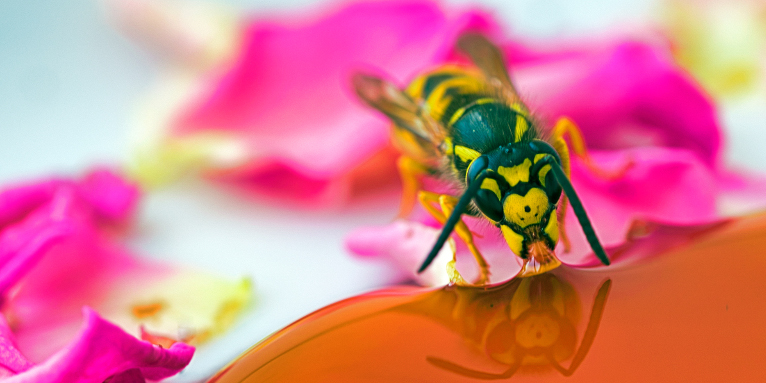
[444,240,466,285]
[550,130,573,253]
[397,156,431,218]
[552,117,633,179]
[418,191,490,285]
[550,117,633,253]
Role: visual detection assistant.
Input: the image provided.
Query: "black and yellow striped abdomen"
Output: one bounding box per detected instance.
[398,65,539,179]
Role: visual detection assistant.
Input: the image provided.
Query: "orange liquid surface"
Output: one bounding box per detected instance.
[209,214,766,382]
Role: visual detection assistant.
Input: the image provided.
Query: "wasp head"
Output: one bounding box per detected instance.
[466,140,564,276]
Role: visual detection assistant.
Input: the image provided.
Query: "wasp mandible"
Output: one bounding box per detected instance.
[353,34,610,284]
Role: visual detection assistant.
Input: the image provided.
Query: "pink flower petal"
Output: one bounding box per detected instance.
[0,169,250,379]
[2,308,193,383]
[511,40,722,167]
[0,316,33,377]
[173,1,501,204]
[0,170,145,361]
[346,220,456,286]
[0,172,194,381]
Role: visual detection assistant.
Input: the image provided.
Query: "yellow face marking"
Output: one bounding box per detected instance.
[454,145,481,162]
[497,158,532,187]
[515,114,529,140]
[501,225,524,256]
[481,178,502,200]
[503,188,549,228]
[544,210,559,244]
[534,153,546,163]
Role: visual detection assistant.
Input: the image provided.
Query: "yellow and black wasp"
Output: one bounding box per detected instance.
[352,34,610,284]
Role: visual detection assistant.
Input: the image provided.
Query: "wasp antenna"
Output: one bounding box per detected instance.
[547,161,611,266]
[418,170,490,273]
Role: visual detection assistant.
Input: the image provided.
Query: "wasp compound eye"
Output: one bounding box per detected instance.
[466,155,489,184]
[474,188,504,222]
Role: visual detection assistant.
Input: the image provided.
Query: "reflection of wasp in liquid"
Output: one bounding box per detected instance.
[426,274,611,379]
[353,34,610,284]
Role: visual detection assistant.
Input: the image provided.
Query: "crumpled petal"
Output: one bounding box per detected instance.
[0,316,33,378]
[126,0,501,205]
[0,169,251,377]
[1,308,193,383]
[346,220,455,286]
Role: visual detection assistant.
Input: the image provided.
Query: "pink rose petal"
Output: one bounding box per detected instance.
[173,1,502,204]
[0,170,194,381]
[0,316,33,377]
[512,40,722,167]
[2,308,193,383]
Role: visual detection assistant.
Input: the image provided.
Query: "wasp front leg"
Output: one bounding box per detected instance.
[552,117,635,180]
[418,191,490,285]
[550,117,633,253]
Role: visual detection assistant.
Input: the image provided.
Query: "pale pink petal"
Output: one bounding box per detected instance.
[346,220,455,286]
[172,1,501,204]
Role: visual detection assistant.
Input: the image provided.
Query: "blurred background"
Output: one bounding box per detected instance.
[1,0,765,380]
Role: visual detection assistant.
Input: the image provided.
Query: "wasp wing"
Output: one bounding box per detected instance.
[352,73,444,148]
[456,33,518,97]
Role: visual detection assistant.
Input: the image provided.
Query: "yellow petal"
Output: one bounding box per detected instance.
[104,270,252,345]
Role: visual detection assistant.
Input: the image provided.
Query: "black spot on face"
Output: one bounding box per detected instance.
[524,205,531,212]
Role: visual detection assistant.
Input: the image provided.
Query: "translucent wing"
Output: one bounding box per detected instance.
[456,33,517,97]
[352,73,444,147]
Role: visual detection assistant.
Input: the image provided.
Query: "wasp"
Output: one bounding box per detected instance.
[352,34,610,284]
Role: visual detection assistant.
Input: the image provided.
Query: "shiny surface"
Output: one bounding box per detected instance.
[210,213,766,382]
